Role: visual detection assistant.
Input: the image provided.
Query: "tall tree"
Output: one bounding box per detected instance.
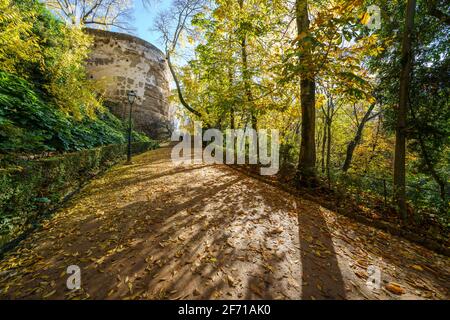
[295,0,317,185]
[237,0,259,159]
[342,103,378,172]
[394,0,416,219]
[154,0,205,118]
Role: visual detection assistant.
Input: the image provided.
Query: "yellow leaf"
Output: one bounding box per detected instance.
[361,12,370,25]
[411,265,424,271]
[43,289,56,298]
[385,283,405,295]
[293,32,308,43]
[227,275,236,287]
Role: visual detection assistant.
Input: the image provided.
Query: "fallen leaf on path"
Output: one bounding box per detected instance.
[270,227,283,234]
[411,265,424,271]
[249,283,263,297]
[385,283,405,295]
[227,275,236,287]
[355,269,367,279]
[107,289,115,297]
[43,290,56,298]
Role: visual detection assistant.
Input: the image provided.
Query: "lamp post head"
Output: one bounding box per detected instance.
[127,90,137,104]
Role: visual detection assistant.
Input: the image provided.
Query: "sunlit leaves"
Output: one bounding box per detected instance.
[0,0,41,75]
[0,0,104,118]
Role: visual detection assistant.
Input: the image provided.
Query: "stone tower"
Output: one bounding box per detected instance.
[85,28,170,139]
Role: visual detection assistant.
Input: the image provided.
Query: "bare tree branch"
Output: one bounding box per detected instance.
[43,0,135,30]
[153,0,208,118]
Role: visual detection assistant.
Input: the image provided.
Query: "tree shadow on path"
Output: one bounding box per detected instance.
[297,200,346,299]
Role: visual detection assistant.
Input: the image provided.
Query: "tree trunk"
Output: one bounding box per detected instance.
[239,0,259,162]
[394,0,416,220]
[321,115,327,173]
[324,96,334,184]
[228,53,235,131]
[418,137,447,202]
[342,104,376,172]
[409,103,447,203]
[326,113,332,184]
[296,0,317,185]
[364,115,382,173]
[230,108,235,130]
[167,54,202,118]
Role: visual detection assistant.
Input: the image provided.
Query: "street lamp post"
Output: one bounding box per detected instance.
[126,90,137,164]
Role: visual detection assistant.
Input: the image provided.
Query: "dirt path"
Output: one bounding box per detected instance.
[0,147,449,300]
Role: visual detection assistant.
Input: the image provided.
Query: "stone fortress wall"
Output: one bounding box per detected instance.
[85,28,171,139]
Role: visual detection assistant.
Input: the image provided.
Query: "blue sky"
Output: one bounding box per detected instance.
[129,0,171,51]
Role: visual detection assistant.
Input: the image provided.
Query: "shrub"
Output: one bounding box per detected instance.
[0,71,149,153]
[0,0,101,117]
[0,141,158,249]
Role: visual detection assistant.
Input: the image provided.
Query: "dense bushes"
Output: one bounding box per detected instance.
[0,1,152,154]
[0,1,162,251]
[0,71,150,153]
[0,141,158,249]
[0,0,101,116]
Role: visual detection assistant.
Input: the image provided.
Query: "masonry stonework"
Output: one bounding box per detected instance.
[85,28,170,139]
